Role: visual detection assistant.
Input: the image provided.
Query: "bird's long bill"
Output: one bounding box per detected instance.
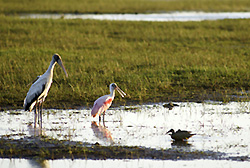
[57,59,68,77]
[116,86,126,98]
[166,131,171,134]
[166,129,173,134]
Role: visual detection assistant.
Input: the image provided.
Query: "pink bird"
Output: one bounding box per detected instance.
[91,83,126,121]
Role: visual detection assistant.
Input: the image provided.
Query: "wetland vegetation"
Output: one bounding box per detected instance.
[1,15,250,109]
[1,0,250,14]
[0,136,223,160]
[1,0,250,110]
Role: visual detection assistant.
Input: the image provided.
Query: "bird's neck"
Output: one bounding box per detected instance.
[109,89,115,99]
[45,60,57,77]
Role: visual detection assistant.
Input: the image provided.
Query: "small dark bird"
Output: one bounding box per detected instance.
[166,129,195,141]
[163,102,179,110]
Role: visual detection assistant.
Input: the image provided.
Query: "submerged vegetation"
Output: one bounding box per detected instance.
[0,15,250,109]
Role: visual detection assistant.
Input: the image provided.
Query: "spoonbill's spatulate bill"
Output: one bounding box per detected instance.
[24,53,68,128]
[91,83,126,122]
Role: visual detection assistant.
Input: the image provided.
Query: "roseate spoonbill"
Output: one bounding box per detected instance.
[91,83,126,121]
[24,53,68,127]
[166,129,195,141]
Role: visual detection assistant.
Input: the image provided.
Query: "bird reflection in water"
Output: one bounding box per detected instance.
[171,140,192,147]
[28,159,50,168]
[91,121,114,144]
[28,123,45,136]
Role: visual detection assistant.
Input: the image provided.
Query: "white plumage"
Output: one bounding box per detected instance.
[24,53,68,127]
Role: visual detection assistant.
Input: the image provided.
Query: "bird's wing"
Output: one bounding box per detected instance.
[33,75,41,83]
[177,129,191,134]
[24,77,47,111]
[26,75,41,87]
[172,131,195,140]
[91,95,113,117]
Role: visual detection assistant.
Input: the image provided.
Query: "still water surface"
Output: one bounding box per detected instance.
[19,12,250,22]
[0,102,250,167]
[1,158,250,168]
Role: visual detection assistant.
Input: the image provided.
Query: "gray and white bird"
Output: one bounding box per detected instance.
[24,53,68,127]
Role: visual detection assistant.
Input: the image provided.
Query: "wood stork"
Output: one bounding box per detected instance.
[24,53,68,128]
[91,83,126,122]
[166,129,196,141]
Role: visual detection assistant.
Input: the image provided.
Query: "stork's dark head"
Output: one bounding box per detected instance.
[52,53,68,78]
[53,53,61,62]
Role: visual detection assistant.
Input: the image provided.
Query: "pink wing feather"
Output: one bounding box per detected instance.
[91,95,113,117]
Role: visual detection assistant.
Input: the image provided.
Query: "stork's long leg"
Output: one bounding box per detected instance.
[39,102,43,128]
[34,101,38,128]
[37,102,40,125]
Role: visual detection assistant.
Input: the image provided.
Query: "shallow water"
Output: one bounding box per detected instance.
[0,102,250,167]
[19,12,250,22]
[1,158,250,168]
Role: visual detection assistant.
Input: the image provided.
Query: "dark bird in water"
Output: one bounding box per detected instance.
[163,102,179,110]
[166,129,195,141]
[24,53,68,128]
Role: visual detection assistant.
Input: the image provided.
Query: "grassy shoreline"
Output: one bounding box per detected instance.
[1,15,250,110]
[1,0,250,14]
[0,136,227,160]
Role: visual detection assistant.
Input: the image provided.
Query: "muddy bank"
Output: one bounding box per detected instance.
[0,136,248,161]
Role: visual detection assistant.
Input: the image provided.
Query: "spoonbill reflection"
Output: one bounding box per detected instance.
[91,121,113,144]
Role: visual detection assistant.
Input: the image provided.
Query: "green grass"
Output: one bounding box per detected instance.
[1,15,250,109]
[0,0,250,14]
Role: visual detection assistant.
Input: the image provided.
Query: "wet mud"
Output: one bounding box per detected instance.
[0,136,233,161]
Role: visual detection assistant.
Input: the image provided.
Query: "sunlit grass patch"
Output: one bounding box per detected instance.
[0,15,250,109]
[0,0,250,14]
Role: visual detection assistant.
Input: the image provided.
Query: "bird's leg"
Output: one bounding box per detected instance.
[99,115,101,122]
[103,118,106,128]
[37,103,40,125]
[39,102,43,128]
[102,111,106,124]
[34,102,38,128]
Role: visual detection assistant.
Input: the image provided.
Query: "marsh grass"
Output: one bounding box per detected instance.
[1,0,250,14]
[0,15,250,109]
[0,136,223,160]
